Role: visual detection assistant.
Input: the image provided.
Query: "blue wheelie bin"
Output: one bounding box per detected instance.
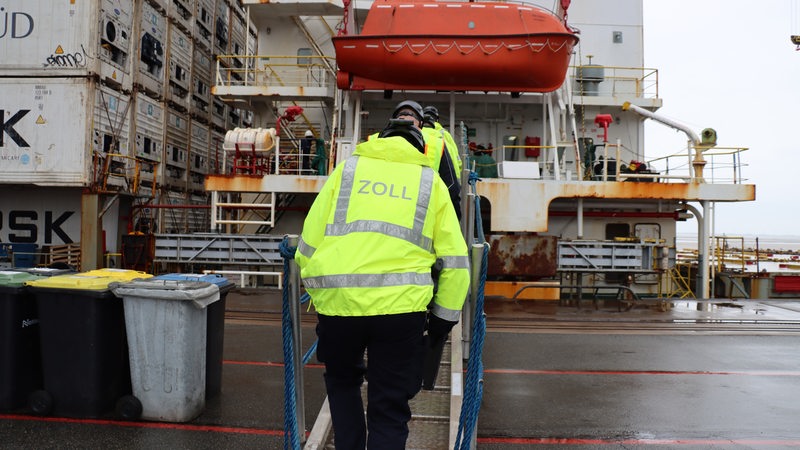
[0,270,46,411]
[25,270,151,417]
[151,274,234,398]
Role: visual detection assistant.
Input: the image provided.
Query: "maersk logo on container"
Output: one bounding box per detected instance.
[0,7,34,39]
[1,109,30,147]
[0,210,76,244]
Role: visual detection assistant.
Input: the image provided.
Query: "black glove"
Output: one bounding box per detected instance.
[426,314,457,341]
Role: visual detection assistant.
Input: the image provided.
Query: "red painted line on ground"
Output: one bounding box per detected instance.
[224,360,324,369]
[0,414,284,436]
[484,368,800,376]
[478,436,800,446]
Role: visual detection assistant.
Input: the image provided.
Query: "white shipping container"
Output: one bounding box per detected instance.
[164,108,189,189]
[146,0,169,15]
[189,120,210,191]
[213,0,229,57]
[210,129,225,174]
[211,97,227,131]
[227,107,242,130]
[187,193,210,232]
[0,186,120,249]
[160,189,188,233]
[246,24,258,84]
[134,1,168,99]
[191,48,213,118]
[166,23,192,110]
[194,0,215,51]
[169,0,196,34]
[229,8,247,74]
[0,78,132,186]
[190,120,211,169]
[0,0,135,91]
[133,92,165,163]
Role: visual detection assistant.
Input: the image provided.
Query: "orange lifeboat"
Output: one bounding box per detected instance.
[333,0,579,92]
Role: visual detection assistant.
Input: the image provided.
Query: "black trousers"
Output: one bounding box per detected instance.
[316,312,427,450]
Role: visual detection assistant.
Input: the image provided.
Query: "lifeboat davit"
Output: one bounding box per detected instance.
[333,0,579,92]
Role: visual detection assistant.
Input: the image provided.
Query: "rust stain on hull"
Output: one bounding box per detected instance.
[487,234,558,280]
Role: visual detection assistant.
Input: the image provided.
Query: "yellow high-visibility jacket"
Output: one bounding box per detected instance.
[295,136,470,321]
[433,121,463,178]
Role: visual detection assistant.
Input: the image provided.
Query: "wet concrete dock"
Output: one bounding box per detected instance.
[3,290,800,449]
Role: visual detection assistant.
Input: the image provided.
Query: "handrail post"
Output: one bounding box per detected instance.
[288,234,306,442]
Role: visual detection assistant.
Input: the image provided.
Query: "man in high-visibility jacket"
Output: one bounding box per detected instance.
[390,100,462,221]
[296,119,470,450]
[423,105,462,178]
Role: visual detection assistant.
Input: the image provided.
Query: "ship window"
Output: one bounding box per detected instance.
[297,48,312,65]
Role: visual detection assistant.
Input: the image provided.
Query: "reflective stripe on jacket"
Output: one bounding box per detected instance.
[296,135,470,319]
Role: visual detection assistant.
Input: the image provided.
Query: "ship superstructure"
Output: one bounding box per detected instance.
[0,0,756,299]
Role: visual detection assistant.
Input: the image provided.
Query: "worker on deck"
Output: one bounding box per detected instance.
[468,143,498,178]
[422,105,462,179]
[296,119,470,450]
[385,100,462,221]
[300,129,314,173]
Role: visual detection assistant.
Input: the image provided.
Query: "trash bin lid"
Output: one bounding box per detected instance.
[0,270,43,287]
[153,273,235,292]
[18,267,76,277]
[26,273,148,291]
[79,268,153,281]
[111,279,220,308]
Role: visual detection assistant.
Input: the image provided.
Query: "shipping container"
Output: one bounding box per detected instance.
[194,0,215,51]
[246,23,258,84]
[169,0,195,35]
[188,120,210,192]
[166,23,192,111]
[134,1,167,99]
[145,0,169,15]
[0,0,135,92]
[227,107,242,130]
[191,47,213,120]
[164,108,189,190]
[229,6,247,78]
[211,97,228,131]
[132,93,164,164]
[188,193,211,232]
[213,0,230,58]
[0,78,134,188]
[159,189,191,233]
[210,129,226,174]
[0,186,121,251]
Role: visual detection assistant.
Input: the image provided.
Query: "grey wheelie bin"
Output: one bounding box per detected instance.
[111,279,220,422]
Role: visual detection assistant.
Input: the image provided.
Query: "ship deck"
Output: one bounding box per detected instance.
[4,290,800,448]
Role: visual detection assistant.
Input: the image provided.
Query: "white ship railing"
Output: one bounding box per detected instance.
[495,142,748,184]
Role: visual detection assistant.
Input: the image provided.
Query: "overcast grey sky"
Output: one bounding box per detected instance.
[643,0,800,237]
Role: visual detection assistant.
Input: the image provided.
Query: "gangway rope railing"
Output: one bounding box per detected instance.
[278,237,317,450]
[455,171,489,449]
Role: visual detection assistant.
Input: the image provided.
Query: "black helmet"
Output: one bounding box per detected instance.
[423,106,439,122]
[392,100,424,123]
[379,119,426,154]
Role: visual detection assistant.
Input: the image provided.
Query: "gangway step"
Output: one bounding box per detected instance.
[307,339,455,450]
